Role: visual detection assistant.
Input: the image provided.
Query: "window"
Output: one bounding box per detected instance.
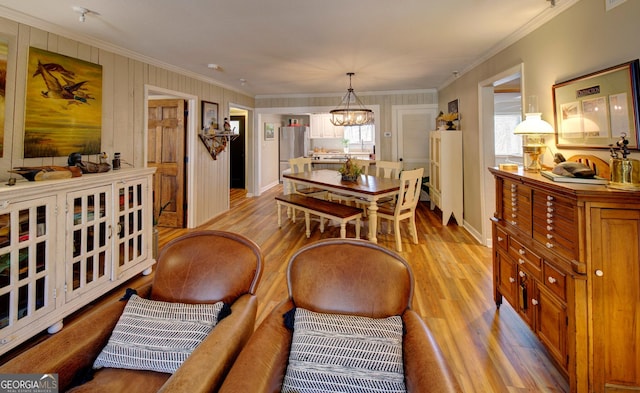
[494,114,522,157]
[343,124,374,145]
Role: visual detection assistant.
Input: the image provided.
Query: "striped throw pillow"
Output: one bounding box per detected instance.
[282,307,407,393]
[93,295,224,374]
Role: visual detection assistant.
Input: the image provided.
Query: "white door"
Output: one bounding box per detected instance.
[393,105,438,175]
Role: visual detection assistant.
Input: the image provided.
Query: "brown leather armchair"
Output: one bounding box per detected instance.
[219,238,460,393]
[0,230,263,393]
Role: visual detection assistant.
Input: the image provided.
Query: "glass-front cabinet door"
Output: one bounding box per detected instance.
[65,186,111,301]
[0,196,56,340]
[114,178,148,277]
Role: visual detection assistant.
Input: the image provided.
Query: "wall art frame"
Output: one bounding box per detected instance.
[24,47,103,158]
[201,100,219,132]
[264,122,275,141]
[552,60,640,149]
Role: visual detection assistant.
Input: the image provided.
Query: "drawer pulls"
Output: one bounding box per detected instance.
[548,276,557,284]
[531,298,539,306]
[546,242,554,248]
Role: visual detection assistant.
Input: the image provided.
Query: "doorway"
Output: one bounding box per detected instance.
[230,115,246,189]
[145,86,198,229]
[147,99,187,228]
[478,64,524,246]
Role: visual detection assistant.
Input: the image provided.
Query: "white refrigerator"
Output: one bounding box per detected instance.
[279,126,309,181]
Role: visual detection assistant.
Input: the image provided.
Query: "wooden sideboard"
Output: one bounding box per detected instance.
[489,167,640,393]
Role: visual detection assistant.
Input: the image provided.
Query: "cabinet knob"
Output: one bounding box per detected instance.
[547,195,554,201]
[519,249,525,255]
[518,258,525,265]
[531,299,539,306]
[511,213,517,218]
[509,277,516,283]
[519,271,526,277]
[546,234,553,239]
[595,269,604,277]
[511,221,517,225]
[547,276,557,284]
[547,207,554,213]
[547,225,553,231]
[547,219,553,224]
[546,201,553,206]
[497,236,504,242]
[546,242,554,248]
[547,213,553,219]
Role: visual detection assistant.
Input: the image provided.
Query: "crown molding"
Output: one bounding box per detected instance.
[438,0,580,90]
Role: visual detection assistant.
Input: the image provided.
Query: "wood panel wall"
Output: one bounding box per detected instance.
[0,16,254,227]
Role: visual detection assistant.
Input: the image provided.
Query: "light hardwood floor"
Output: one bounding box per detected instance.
[158,186,569,393]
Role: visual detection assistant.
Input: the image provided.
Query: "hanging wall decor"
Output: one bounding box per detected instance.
[24,47,103,158]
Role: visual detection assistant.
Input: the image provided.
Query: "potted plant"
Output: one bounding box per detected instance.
[341,138,350,153]
[338,157,363,182]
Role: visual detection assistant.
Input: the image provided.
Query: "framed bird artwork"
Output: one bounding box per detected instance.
[24,47,103,158]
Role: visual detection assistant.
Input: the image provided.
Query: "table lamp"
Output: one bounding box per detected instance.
[513,113,555,172]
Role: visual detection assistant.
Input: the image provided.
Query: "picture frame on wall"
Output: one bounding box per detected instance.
[264,123,275,141]
[201,100,219,132]
[552,60,640,149]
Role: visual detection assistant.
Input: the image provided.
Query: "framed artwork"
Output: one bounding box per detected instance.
[264,123,275,140]
[448,99,459,114]
[24,47,103,158]
[201,100,219,132]
[552,60,640,149]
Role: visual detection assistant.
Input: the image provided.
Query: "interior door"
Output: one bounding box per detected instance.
[230,115,246,189]
[147,99,186,228]
[396,105,438,173]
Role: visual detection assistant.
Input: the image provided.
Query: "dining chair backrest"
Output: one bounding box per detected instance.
[375,160,402,179]
[352,158,370,175]
[289,156,313,174]
[394,167,424,215]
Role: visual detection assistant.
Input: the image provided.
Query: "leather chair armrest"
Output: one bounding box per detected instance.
[219,300,294,393]
[158,294,258,393]
[0,284,152,391]
[403,310,461,392]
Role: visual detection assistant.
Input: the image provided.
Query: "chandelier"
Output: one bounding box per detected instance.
[330,72,374,126]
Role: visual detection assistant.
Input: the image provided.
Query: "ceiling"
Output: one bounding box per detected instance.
[0,0,566,97]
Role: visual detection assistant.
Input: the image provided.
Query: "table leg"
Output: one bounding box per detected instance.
[368,200,379,243]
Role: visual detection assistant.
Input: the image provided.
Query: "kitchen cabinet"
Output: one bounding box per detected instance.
[429,130,462,225]
[0,168,155,354]
[489,167,640,393]
[310,114,344,139]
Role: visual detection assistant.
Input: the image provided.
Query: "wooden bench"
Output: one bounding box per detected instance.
[275,194,363,239]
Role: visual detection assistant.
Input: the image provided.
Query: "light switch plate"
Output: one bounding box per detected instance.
[605,0,627,11]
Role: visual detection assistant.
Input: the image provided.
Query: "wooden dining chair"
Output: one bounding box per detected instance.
[375,160,403,179]
[287,157,327,221]
[354,160,403,213]
[377,167,424,252]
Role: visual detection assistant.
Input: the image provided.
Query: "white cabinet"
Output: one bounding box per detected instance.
[429,130,462,225]
[0,168,155,354]
[310,114,344,139]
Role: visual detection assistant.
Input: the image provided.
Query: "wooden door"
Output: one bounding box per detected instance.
[591,207,640,391]
[147,99,186,228]
[395,105,437,172]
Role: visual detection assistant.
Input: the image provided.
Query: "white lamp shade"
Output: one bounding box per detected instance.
[514,113,555,135]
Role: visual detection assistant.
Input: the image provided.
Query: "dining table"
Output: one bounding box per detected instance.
[283,169,401,243]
